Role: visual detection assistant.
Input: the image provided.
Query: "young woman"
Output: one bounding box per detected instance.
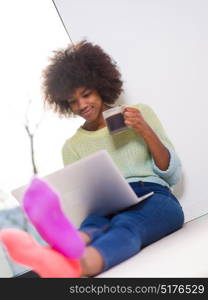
[0,40,184,278]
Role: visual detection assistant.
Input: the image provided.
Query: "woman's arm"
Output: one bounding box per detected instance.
[123,106,170,170]
[140,125,170,170]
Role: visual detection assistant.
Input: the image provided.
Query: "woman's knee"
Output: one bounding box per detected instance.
[163,195,185,231]
[173,204,185,230]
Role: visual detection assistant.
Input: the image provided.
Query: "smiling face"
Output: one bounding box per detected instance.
[67,87,111,130]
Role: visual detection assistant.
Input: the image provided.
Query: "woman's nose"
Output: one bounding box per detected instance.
[77,98,88,110]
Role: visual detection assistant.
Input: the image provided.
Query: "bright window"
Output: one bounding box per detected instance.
[0,1,82,202]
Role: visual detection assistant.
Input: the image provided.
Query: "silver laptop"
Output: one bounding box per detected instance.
[12,150,153,227]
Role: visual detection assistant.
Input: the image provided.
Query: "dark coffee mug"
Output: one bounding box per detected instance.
[103,106,128,135]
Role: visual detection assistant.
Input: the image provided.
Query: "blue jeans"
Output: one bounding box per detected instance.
[79,181,184,272]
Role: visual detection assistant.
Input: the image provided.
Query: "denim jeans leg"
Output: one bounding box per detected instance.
[79,215,111,242]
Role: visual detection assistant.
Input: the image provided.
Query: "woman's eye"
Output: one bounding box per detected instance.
[83,92,91,98]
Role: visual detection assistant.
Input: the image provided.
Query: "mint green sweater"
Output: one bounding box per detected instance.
[62,104,182,187]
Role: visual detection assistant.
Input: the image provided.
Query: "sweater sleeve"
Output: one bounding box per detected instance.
[135,104,182,186]
[62,140,80,167]
[151,145,182,186]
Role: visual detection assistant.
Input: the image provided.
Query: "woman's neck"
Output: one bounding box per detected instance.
[82,120,106,131]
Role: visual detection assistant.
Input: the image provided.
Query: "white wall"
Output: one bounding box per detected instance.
[54,0,208,222]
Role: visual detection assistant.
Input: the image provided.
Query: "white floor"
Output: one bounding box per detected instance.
[97,213,208,278]
[1,213,208,278]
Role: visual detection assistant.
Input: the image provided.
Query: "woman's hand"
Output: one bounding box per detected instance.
[123,106,151,137]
